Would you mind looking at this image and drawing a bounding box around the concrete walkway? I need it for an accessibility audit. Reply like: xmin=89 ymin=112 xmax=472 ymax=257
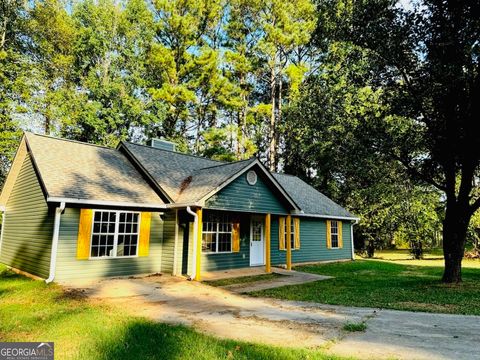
xmin=76 ymin=275 xmax=480 ymax=360
xmin=221 ymin=267 xmax=332 ymax=293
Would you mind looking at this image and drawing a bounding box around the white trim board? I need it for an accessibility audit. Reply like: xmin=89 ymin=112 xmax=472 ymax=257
xmin=47 ymin=197 xmax=166 ymax=209
xmin=297 ymin=214 xmax=360 ymax=221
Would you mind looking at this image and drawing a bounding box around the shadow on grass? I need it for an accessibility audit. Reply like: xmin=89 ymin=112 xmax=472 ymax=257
xmin=372 ymin=257 xmax=444 ymax=261
xmin=91 ymin=320 xmax=324 ymax=360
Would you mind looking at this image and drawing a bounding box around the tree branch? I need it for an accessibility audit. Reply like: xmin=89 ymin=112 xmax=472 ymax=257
xmin=392 ymin=153 xmax=446 ymax=192
xmin=471 ymin=197 xmax=480 ymax=214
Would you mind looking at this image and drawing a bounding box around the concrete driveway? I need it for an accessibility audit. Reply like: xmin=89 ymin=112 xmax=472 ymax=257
xmin=76 ymin=275 xmax=480 ymax=360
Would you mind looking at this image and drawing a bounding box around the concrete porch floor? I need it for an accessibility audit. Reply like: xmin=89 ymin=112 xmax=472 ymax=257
xmin=201 ymin=266 xmax=272 ymax=281
xmin=202 ymin=266 xmax=332 ymax=293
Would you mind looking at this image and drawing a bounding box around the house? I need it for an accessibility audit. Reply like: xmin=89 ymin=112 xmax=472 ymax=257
xmin=0 ymin=132 xmax=358 ymax=283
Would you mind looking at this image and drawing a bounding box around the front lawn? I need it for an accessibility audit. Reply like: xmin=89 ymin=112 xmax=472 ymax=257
xmin=252 ymin=255 xmax=480 ymax=315
xmin=0 ymin=265 xmax=347 ymax=360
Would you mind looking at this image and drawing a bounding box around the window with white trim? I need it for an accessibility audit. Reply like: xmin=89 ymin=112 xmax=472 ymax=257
xmin=202 ymin=213 xmax=233 ymax=253
xmin=91 ymin=210 xmax=140 ymax=258
xmin=330 ymin=220 xmax=339 ymax=248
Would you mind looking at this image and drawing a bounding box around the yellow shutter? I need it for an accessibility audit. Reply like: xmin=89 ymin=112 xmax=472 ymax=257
xmin=232 ymin=222 xmax=240 ymax=252
xmin=77 ymin=209 xmax=93 ymax=259
xmin=338 ymin=221 xmax=343 ymax=248
xmin=138 ymin=212 xmax=152 ymax=256
xmin=279 ymin=217 xmax=285 ymax=250
xmin=326 ymin=220 xmax=332 ymax=249
xmin=294 ymin=218 xmax=300 ymax=249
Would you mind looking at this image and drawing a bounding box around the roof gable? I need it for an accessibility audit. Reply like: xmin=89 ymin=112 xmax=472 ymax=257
xmin=7 ymin=133 xmax=166 ymax=208
xmin=0 ymin=136 xmax=29 ymax=209
xmin=120 ymin=142 xmax=299 ymax=209
xmin=205 ymin=164 xmax=290 ymax=214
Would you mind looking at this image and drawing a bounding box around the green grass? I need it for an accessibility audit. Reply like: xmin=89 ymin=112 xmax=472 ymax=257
xmin=251 ymin=255 xmax=480 ymax=315
xmin=342 ymin=322 xmax=367 ymax=332
xmin=205 ymin=273 xmax=284 ymax=287
xmin=0 ymin=265 xmax=349 ymax=360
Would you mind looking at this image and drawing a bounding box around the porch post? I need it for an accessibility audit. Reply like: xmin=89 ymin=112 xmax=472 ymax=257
xmin=265 ymin=213 xmax=271 ymax=273
xmin=195 ymin=208 xmax=203 ymax=281
xmin=286 ymin=214 xmax=292 ymax=270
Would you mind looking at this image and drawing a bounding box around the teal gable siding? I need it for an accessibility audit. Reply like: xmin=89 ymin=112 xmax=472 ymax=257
xmin=0 ymin=154 xmax=54 ymax=278
xmin=205 ymin=171 xmax=288 ymax=214
xmin=271 ymin=216 xmax=352 ymax=265
xmin=55 ymin=208 xmax=163 ymax=282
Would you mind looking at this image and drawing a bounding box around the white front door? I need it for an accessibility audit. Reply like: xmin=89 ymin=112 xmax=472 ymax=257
xmin=250 ymin=216 xmax=265 ymax=266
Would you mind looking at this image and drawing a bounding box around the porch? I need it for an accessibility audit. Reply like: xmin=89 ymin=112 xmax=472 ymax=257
xmin=202 ymin=266 xmax=272 ymax=281
xmin=173 ymin=208 xmax=295 ymax=281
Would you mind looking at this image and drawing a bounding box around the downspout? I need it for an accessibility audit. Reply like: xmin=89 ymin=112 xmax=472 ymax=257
xmin=186 ymin=206 xmax=198 ymax=280
xmin=351 ymin=219 xmax=359 ymax=260
xmin=172 ymin=209 xmax=179 ymax=276
xmin=45 ymin=202 xmax=65 ymax=284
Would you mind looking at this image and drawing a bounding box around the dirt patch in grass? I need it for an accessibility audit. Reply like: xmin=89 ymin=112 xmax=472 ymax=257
xmin=397 ymin=301 xmax=459 ymax=313
xmin=399 ymin=270 xmax=437 ymax=278
xmin=57 ymin=287 xmax=89 ymax=301
xmin=352 ymin=270 xmax=377 ymax=276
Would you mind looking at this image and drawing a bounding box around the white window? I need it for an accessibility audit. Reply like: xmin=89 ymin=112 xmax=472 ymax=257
xmin=202 ymin=214 xmax=233 ymax=253
xmin=90 ymin=210 xmax=140 ymax=258
xmin=330 ymin=220 xmax=339 ymax=248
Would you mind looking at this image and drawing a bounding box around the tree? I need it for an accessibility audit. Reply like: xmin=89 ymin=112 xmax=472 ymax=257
xmin=254 ymin=0 xmax=316 ymax=171
xmin=283 ymin=42 xmax=442 ymax=258
xmin=313 ymin=0 xmax=480 ymax=282
xmin=0 ymin=0 xmax=27 ymax=186
xmin=147 ymin=0 xmax=225 ymax=142
xmin=58 ymin=0 xmax=156 ymax=146
xmin=29 ymin=0 xmax=76 ymax=134
xmin=224 ymin=0 xmax=262 ymax=159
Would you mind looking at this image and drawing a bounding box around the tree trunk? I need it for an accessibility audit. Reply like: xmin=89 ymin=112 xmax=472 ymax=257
xmin=277 ymin=70 xmax=282 ymax=169
xmin=236 ymin=74 xmax=247 ymax=159
xmin=442 ymin=201 xmax=471 ymax=283
xmin=269 ymin=63 xmax=276 ymax=172
xmin=44 ymin=114 xmax=50 ymax=135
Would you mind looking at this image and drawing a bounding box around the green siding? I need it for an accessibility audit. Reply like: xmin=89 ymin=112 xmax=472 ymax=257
xmin=271 ymin=217 xmax=352 ymax=265
xmin=55 ymin=208 xmax=163 ymax=282
xmin=0 ymin=154 xmax=54 ymax=278
xmin=160 ymin=211 xmax=176 ymax=273
xmin=205 ymin=171 xmax=288 ymax=214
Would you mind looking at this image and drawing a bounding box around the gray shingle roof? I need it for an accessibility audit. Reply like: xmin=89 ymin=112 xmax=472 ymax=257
xmin=175 ymin=158 xmax=257 ymax=203
xmin=15 ymin=134 xmax=353 ymax=216
xmin=121 ymin=141 xmax=353 ymax=218
xmin=25 ymin=133 xmax=164 ymax=207
xmin=273 ymin=173 xmax=354 ymax=218
xmin=121 ymin=142 xmax=221 ymax=201
xmin=121 ymin=142 xmax=259 ymax=203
